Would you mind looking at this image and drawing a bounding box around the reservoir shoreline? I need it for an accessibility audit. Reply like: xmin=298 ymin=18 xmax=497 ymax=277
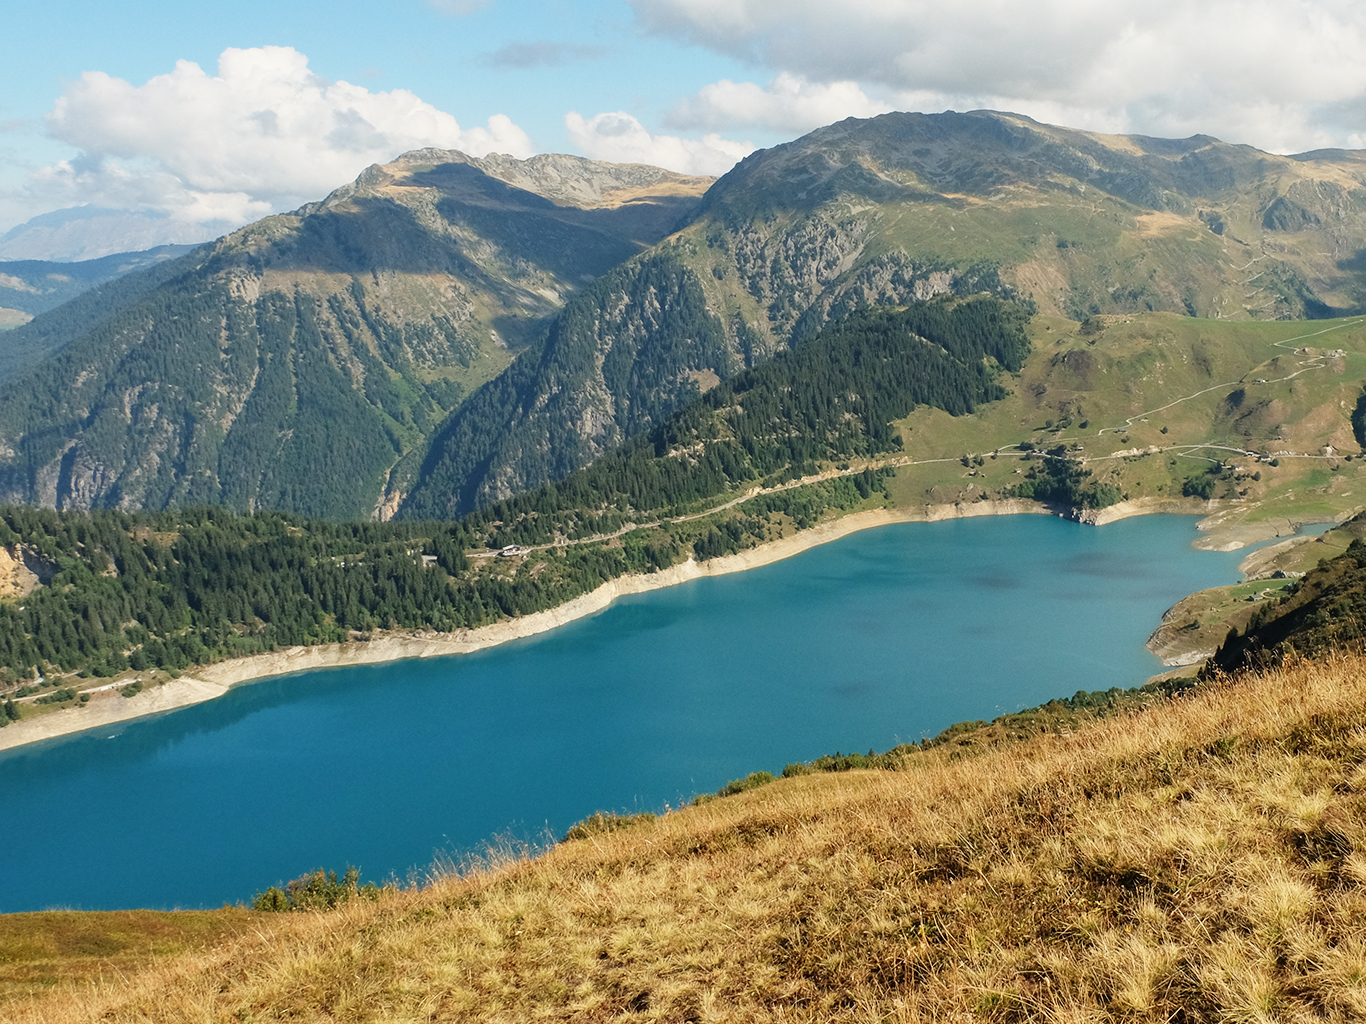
xmin=0 ymin=495 xmax=1335 ymax=753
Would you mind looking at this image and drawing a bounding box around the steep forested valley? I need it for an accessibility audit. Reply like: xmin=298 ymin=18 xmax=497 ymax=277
xmin=0 ymin=298 xmax=1024 ymax=693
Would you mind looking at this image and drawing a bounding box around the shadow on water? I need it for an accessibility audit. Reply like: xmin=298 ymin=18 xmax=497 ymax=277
xmin=1061 ymin=550 xmax=1162 ymax=580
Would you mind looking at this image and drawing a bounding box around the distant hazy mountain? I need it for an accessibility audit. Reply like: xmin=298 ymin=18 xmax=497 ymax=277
xmin=0 ymin=245 xmax=198 ymax=332
xmin=0 ymin=151 xmax=712 ymax=518
xmin=5 ymin=111 xmax=1366 ymax=522
xmin=0 ymin=208 xmax=226 ymax=263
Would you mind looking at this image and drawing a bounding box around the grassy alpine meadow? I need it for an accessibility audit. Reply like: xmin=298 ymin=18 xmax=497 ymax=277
xmin=9 ymin=649 xmax=1366 ymax=1020
xmin=0 ymin=910 xmax=257 ymax=1003
xmin=882 ymin=311 xmax=1366 ymax=527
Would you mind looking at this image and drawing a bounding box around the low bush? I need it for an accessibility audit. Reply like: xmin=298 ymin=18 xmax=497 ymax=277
xmin=1182 ymin=474 xmax=1216 ymax=499
xmin=562 ymin=811 xmax=657 ymax=842
xmin=692 ymin=772 xmax=779 ymax=805
xmin=252 ymin=867 xmax=385 ymax=912
xmin=784 ymin=748 xmax=913 ymax=776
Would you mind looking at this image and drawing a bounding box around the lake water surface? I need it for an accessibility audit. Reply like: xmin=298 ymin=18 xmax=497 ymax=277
xmin=1 ymin=514 xmax=1264 ymax=911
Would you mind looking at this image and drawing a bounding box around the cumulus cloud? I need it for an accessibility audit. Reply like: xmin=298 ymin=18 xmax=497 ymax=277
xmin=666 ymin=73 xmax=891 ymax=133
xmin=565 ymin=111 xmax=754 ymax=175
xmin=628 ymin=0 xmax=1366 ymax=152
xmin=32 ymin=45 xmax=533 ymax=227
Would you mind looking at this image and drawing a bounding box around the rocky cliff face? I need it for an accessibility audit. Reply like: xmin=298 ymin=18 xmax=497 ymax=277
xmin=0 ymin=543 xmax=56 ymax=599
xmin=398 ymin=248 xmax=733 ymax=518
xmin=0 ymin=546 xmax=38 ymax=599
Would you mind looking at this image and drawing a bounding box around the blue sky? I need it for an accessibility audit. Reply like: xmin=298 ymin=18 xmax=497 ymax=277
xmin=0 ymin=0 xmax=773 ymax=238
xmin=1 ymin=0 xmax=764 ymax=161
xmin=4 ymin=0 xmax=1366 ymax=248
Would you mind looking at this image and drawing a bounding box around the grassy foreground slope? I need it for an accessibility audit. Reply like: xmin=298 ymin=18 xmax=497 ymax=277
xmin=8 ymin=652 xmax=1366 ymax=1020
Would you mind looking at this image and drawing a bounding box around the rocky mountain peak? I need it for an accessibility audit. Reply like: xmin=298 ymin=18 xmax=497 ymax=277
xmin=359 ymin=148 xmax=714 ymax=210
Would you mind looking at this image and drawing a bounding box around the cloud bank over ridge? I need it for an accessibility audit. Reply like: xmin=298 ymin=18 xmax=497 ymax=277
xmin=31 ymin=45 xmax=534 ymax=232
xmin=665 ymin=74 xmax=891 ymax=135
xmin=630 ymin=0 xmax=1366 ymax=152
xmin=565 ymin=111 xmax=753 ymax=175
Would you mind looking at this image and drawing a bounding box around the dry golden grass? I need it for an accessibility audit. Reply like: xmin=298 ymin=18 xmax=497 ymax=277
xmin=0 ymin=910 xmax=256 ymax=1002
xmin=14 ymin=650 xmax=1366 ymax=1021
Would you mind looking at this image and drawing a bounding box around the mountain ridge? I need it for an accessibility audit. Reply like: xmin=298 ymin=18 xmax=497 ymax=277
xmin=3 ymin=110 xmax=1366 ymax=519
xmin=0 ymin=150 xmax=713 ymax=518
xmin=389 ymin=110 xmax=1366 ymax=516
xmin=0 ymin=244 xmax=198 ymax=334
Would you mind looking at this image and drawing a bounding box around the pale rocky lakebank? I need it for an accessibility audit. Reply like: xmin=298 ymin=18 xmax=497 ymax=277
xmin=0 ymin=496 xmax=1336 ymax=752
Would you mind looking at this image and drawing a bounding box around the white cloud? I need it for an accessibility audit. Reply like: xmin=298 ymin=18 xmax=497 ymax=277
xmin=31 ymin=45 xmax=533 ymax=228
xmin=565 ymin=111 xmax=754 ymax=175
xmin=667 ymin=74 xmax=891 ymax=133
xmin=628 ymin=0 xmax=1366 ymax=152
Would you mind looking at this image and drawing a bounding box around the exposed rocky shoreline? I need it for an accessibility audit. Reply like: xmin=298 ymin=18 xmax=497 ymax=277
xmin=0 ymin=497 xmax=1326 ymax=753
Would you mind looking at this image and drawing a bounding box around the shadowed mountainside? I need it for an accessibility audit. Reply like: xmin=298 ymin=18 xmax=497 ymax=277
xmin=0 ymin=152 xmax=712 ymax=519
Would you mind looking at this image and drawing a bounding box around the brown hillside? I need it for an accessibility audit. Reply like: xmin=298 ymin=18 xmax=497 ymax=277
xmin=10 ymin=651 xmax=1366 ymax=1021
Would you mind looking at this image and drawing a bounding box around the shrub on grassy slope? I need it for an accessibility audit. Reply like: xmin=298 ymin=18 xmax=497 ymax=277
xmin=252 ymin=868 xmax=386 ymax=913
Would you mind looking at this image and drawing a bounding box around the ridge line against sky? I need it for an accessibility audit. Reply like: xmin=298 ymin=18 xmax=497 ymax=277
xmin=3 ymin=0 xmax=1366 ymax=258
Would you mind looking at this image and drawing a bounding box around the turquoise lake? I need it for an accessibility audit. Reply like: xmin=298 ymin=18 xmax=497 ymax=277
xmin=1 ymin=513 xmax=1267 ymax=911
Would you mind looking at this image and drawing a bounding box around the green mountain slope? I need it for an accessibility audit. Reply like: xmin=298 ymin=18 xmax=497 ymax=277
xmin=395 ymin=112 xmax=1366 ymax=516
xmin=1205 ymin=517 xmax=1366 ymax=673
xmin=0 ymin=152 xmax=711 ymax=519
xmin=680 ymin=110 xmax=1366 ymax=347
xmin=5 ymin=111 xmax=1366 ymax=523
xmin=412 ymin=297 xmax=1029 ymax=533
